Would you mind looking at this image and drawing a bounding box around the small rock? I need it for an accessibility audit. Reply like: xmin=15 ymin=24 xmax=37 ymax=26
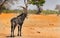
xmin=37 ymin=31 xmax=40 ymax=33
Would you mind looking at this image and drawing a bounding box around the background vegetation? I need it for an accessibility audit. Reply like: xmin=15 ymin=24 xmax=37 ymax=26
xmin=1 ymin=9 xmax=59 ymax=15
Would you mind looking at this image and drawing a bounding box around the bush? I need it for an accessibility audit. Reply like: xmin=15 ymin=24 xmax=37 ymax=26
xmin=28 ymin=10 xmax=37 ymax=14
xmin=1 ymin=10 xmax=22 ymax=13
xmin=42 ymin=10 xmax=58 ymax=15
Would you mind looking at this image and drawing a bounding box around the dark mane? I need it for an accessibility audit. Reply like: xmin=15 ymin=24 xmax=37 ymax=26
xmin=17 ymin=13 xmax=24 ymax=17
xmin=17 ymin=12 xmax=27 ymax=18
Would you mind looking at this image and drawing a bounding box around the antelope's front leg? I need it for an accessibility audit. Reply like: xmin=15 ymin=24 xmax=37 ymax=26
xmin=17 ymin=23 xmax=23 ymax=36
xmin=20 ymin=23 xmax=23 ymax=36
xmin=17 ymin=25 xmax=20 ymax=36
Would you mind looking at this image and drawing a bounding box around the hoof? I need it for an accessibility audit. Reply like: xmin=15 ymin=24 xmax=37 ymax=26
xmin=10 ymin=35 xmax=15 ymax=37
xmin=17 ymin=34 xmax=21 ymax=36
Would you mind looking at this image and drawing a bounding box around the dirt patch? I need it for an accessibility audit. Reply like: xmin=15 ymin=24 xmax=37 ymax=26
xmin=0 ymin=13 xmax=60 ymax=38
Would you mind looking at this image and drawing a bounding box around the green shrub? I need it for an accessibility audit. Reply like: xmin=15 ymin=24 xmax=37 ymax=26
xmin=42 ymin=10 xmax=58 ymax=15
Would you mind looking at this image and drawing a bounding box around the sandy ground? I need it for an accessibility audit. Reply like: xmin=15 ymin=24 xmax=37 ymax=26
xmin=0 ymin=13 xmax=60 ymax=38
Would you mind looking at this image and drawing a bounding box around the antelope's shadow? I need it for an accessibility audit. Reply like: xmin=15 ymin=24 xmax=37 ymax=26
xmin=6 ymin=35 xmax=21 ymax=38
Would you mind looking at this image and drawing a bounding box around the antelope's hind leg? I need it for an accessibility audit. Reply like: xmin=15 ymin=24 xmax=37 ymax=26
xmin=11 ymin=22 xmax=17 ymax=37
